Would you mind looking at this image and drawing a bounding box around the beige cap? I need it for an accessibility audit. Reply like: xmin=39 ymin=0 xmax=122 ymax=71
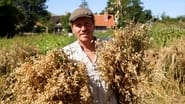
xmin=69 ymin=7 xmax=94 ymax=22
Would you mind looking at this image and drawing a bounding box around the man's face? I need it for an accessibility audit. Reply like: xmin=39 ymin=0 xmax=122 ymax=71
xmin=71 ymin=17 xmax=94 ymax=42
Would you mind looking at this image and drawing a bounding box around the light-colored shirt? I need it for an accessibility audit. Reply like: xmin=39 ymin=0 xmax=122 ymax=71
xmin=62 ymin=39 xmax=117 ymax=104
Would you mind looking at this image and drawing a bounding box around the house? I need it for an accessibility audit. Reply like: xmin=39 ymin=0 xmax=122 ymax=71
xmin=49 ymin=12 xmax=116 ymax=33
xmin=94 ymin=12 xmax=116 ymax=31
xmin=50 ymin=15 xmax=63 ymax=34
xmin=50 ymin=15 xmax=61 ymax=24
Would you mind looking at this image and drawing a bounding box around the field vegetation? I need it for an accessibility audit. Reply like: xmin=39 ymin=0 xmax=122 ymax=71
xmin=0 ymin=21 xmax=185 ymax=104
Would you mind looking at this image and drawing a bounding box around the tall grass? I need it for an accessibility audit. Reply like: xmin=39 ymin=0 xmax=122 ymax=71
xmin=142 ymin=38 xmax=185 ymax=104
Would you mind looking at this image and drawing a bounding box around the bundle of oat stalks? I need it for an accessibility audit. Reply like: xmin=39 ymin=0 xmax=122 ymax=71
xmin=1 ymin=50 xmax=92 ymax=104
xmin=143 ymin=38 xmax=185 ymax=104
xmin=97 ymin=23 xmax=185 ymax=104
xmin=0 ymin=46 xmax=39 ymax=76
xmin=97 ymin=23 xmax=149 ymax=104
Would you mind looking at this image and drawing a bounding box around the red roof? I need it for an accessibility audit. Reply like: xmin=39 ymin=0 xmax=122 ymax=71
xmin=94 ymin=13 xmax=115 ymax=27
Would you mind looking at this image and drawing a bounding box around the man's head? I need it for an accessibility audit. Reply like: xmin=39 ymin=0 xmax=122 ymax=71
xmin=69 ymin=7 xmax=95 ymax=42
xmin=69 ymin=7 xmax=94 ymax=23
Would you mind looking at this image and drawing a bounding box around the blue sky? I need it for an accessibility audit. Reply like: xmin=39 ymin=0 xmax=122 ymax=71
xmin=46 ymin=0 xmax=185 ymax=18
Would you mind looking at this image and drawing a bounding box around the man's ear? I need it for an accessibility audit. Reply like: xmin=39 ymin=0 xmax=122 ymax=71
xmin=69 ymin=22 xmax=72 ymax=27
xmin=70 ymin=23 xmax=75 ymax=34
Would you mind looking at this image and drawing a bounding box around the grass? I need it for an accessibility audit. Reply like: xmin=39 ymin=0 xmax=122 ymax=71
xmin=0 ymin=31 xmax=112 ymax=54
xmin=0 ymin=33 xmax=76 ymax=54
xmin=148 ymin=21 xmax=185 ymax=47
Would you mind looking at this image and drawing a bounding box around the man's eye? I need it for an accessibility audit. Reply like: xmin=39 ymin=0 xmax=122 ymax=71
xmin=75 ymin=24 xmax=82 ymax=27
xmin=85 ymin=22 xmax=91 ymax=26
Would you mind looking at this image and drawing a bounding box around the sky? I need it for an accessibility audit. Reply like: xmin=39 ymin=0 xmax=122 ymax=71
xmin=46 ymin=0 xmax=185 ymax=18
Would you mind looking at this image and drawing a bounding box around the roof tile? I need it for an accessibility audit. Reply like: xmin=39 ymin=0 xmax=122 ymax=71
xmin=94 ymin=14 xmax=115 ymax=27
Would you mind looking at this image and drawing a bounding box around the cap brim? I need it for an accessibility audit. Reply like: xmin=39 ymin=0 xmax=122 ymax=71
xmin=70 ymin=15 xmax=92 ymax=22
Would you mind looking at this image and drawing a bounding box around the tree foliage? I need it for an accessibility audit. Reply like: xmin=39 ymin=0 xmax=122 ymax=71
xmin=60 ymin=13 xmax=71 ymax=33
xmin=79 ymin=0 xmax=89 ymax=8
xmin=0 ymin=0 xmax=22 ymax=38
xmin=105 ymin=0 xmax=152 ymax=28
xmin=0 ymin=0 xmax=50 ymax=38
xmin=14 ymin=0 xmax=50 ymax=32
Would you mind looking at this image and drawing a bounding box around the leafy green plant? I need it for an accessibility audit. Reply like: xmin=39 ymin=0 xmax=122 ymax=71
xmin=148 ymin=22 xmax=185 ymax=47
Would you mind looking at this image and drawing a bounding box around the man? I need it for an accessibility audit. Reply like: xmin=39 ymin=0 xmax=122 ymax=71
xmin=63 ymin=7 xmax=117 ymax=104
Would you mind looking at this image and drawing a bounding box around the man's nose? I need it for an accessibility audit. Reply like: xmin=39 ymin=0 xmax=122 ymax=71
xmin=81 ymin=25 xmax=87 ymax=30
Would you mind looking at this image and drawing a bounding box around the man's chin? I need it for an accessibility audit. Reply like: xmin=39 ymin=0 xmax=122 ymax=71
xmin=79 ymin=37 xmax=90 ymax=42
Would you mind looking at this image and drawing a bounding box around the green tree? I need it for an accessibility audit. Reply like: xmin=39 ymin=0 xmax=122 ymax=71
xmin=14 ymin=0 xmax=50 ymax=32
xmin=79 ymin=0 xmax=89 ymax=8
xmin=177 ymin=15 xmax=185 ymax=22
xmin=60 ymin=13 xmax=71 ymax=33
xmin=105 ymin=0 xmax=152 ymax=28
xmin=0 ymin=0 xmax=22 ymax=38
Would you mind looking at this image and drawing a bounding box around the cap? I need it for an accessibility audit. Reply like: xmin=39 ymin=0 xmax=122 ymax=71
xmin=69 ymin=7 xmax=94 ymax=22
